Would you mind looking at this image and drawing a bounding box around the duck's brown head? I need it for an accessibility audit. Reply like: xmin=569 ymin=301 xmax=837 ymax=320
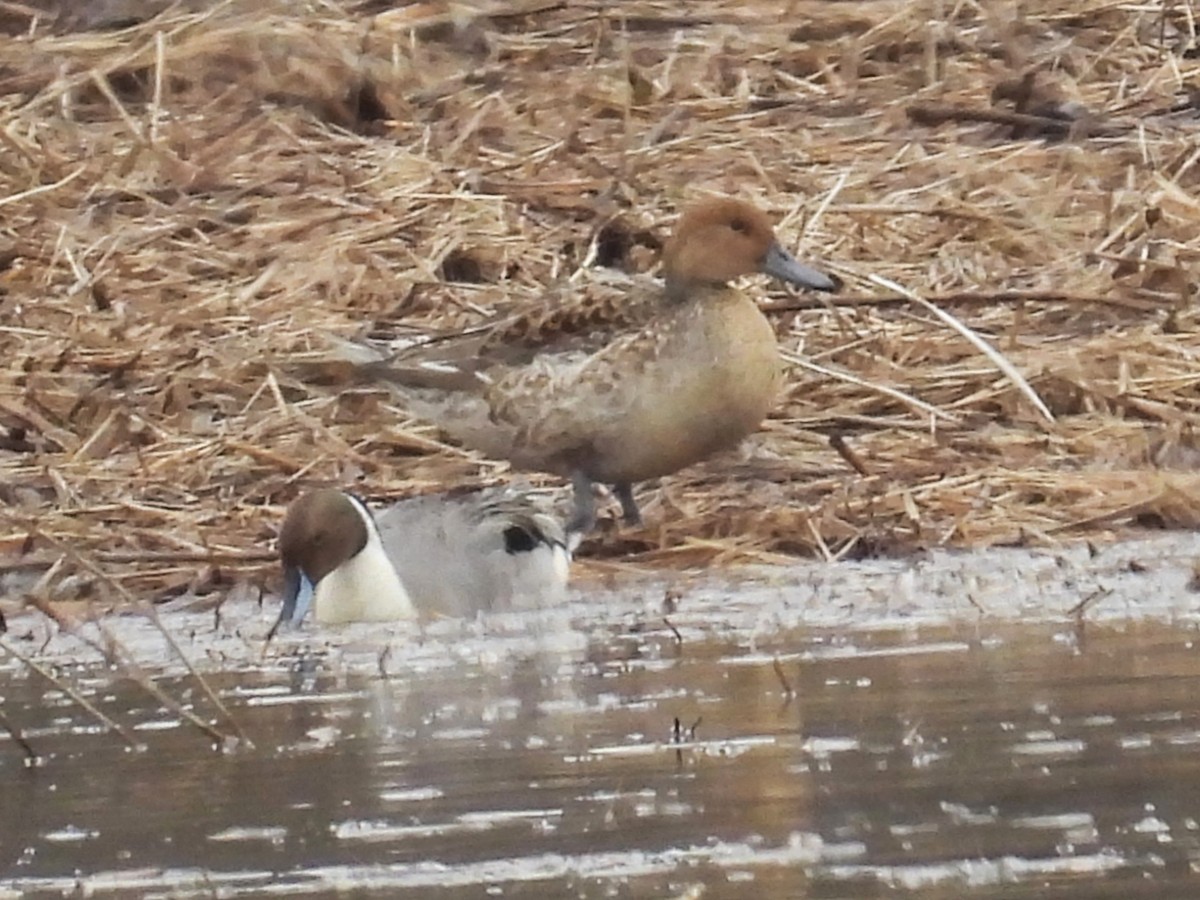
xmin=661 ymin=197 xmax=838 ymax=293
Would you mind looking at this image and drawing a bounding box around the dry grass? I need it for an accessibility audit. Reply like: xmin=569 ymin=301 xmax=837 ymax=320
xmin=3 ymin=0 xmax=1200 ymax=608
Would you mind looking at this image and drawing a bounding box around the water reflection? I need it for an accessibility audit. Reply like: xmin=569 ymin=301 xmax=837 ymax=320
xmin=3 ymin=617 xmax=1200 ymax=897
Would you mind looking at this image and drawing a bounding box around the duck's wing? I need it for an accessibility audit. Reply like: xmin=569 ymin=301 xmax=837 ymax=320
xmin=282 ymin=272 xmax=657 ymax=389
xmin=471 ymin=273 xmax=665 ymax=367
xmin=375 ymin=487 xmax=571 ymax=618
xmin=289 ymin=272 xmax=672 ymax=470
xmin=373 ymin=271 xmax=666 ymax=383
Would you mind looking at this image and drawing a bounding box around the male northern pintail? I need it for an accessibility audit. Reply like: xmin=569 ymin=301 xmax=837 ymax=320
xmin=340 ymin=197 xmax=838 ymax=531
xmin=270 ymin=487 xmax=571 ymax=631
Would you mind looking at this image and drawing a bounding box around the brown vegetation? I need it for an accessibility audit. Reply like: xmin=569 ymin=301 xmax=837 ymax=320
xmin=3 ymin=0 xmax=1200 ymax=607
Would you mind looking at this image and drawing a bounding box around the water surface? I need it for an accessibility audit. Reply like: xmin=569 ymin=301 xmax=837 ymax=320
xmin=4 ymin=536 xmax=1200 ymax=897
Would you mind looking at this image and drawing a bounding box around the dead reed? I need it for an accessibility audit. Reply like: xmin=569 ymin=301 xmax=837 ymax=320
xmin=3 ymin=0 xmax=1200 ymax=609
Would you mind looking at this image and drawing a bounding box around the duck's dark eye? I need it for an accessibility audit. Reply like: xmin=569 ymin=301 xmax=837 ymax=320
xmin=503 ymin=524 xmax=538 ymax=554
xmin=729 ymin=218 xmax=749 ymax=234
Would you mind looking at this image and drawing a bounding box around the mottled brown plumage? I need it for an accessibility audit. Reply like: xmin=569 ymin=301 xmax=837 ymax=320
xmin=360 ymin=198 xmax=839 ymax=530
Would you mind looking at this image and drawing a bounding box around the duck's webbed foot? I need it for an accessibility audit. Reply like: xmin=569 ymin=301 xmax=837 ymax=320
xmin=566 ymin=471 xmax=597 ymax=534
xmin=614 ymin=482 xmax=643 ymax=527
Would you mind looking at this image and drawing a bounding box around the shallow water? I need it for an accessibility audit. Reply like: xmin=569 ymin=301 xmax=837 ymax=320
xmin=5 ymin=535 xmax=1200 ymax=897
xmin=6 ymin=622 xmax=1200 ymax=896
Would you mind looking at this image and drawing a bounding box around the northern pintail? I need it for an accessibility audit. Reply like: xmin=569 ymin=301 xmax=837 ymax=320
xmin=270 ymin=487 xmax=571 ymax=631
xmin=338 ymin=198 xmax=838 ymax=531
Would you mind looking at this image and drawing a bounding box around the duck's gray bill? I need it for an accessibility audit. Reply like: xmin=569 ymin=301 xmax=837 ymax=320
xmin=762 ymin=241 xmax=838 ymax=292
xmin=267 ymin=566 xmax=315 ymax=640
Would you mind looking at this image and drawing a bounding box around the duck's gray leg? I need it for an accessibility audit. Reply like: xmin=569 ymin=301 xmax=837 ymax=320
xmin=566 ymin=471 xmax=597 ymax=534
xmin=614 ymin=482 xmax=642 ymax=527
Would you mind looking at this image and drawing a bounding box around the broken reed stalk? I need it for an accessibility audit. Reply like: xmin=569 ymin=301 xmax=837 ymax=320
xmin=781 ymin=349 xmax=955 ymax=424
xmin=27 ymin=530 xmax=246 ymax=745
xmin=94 ymin=619 xmax=231 ymax=745
xmin=906 ymin=102 xmax=1074 ymax=134
xmin=867 ymin=274 xmax=1056 ymax=425
xmin=0 ymin=706 xmax=39 ymax=765
xmin=0 ymin=549 xmax=276 ymax=573
xmin=24 ymin=588 xmax=116 ymax=662
xmin=145 ymin=604 xmax=252 ymax=746
xmin=1068 ymin=587 xmax=1112 ymax=617
xmin=771 ymin=656 xmax=795 ymax=698
xmin=0 ymin=636 xmax=145 ymax=749
xmin=762 ymin=290 xmax=1163 ymax=315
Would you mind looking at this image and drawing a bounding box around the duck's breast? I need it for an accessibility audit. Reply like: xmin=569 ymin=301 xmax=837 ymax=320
xmin=468 ymin=288 xmax=781 ymax=485
xmin=580 ymin=290 xmax=782 ymax=483
xmin=313 ymin=541 xmax=414 ymax=623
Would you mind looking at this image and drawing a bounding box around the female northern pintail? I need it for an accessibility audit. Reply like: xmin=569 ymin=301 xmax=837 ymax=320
xmin=270 ymin=487 xmax=571 ymax=631
xmin=341 ymin=197 xmax=838 ymax=532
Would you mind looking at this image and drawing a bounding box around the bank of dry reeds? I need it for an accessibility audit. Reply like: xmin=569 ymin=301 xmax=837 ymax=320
xmin=3 ymin=0 xmax=1200 ymax=607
